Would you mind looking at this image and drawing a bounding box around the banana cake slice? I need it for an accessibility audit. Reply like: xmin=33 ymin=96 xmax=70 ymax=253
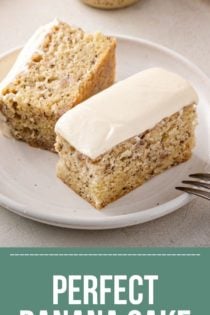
xmin=0 ymin=19 xmax=116 ymax=150
xmin=55 ymin=68 xmax=198 ymax=209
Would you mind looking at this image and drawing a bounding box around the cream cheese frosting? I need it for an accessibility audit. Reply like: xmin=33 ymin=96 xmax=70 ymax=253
xmin=0 ymin=18 xmax=59 ymax=93
xmin=55 ymin=67 xmax=198 ymax=159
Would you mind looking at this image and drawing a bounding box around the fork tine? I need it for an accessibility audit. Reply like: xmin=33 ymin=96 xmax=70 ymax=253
xmin=190 ymin=173 xmax=210 ymax=180
xmin=182 ymin=180 xmax=210 ymax=190
xmin=176 ymin=186 xmax=210 ymax=200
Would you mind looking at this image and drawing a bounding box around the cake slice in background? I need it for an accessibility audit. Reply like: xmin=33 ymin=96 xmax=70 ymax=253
xmin=0 ymin=19 xmax=116 ymax=150
xmin=55 ymin=68 xmax=198 ymax=209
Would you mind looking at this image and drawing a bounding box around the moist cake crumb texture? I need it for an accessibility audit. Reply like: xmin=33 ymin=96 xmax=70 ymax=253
xmin=55 ymin=104 xmax=197 ymax=209
xmin=0 ymin=21 xmax=116 ymax=150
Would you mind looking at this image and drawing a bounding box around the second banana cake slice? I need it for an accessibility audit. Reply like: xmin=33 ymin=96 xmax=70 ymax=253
xmin=0 ymin=19 xmax=116 ymax=150
xmin=55 ymin=68 xmax=198 ymax=209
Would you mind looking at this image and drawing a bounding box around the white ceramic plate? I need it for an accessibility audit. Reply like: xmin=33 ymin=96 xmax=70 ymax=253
xmin=0 ymin=36 xmax=209 ymax=229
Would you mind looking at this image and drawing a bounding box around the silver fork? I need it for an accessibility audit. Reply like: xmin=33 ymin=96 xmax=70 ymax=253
xmin=176 ymin=173 xmax=210 ymax=201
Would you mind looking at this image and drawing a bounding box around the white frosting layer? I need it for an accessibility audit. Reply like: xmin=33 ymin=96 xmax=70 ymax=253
xmin=55 ymin=68 xmax=198 ymax=159
xmin=0 ymin=18 xmax=59 ymax=92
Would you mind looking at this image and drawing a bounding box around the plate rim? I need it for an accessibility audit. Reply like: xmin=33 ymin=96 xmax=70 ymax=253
xmin=0 ymin=34 xmax=209 ymax=230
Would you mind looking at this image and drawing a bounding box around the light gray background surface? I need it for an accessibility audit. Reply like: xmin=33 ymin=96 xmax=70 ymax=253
xmin=0 ymin=0 xmax=209 ymax=246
